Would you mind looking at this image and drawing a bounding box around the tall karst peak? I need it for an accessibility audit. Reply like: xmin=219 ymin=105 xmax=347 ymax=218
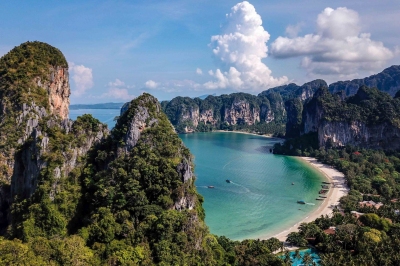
xmin=0 ymin=41 xmax=70 ymax=119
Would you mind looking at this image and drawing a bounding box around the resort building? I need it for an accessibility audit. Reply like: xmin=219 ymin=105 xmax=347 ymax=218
xmin=358 ymin=200 xmax=383 ymax=209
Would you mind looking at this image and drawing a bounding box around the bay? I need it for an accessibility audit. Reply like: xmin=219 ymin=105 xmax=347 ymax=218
xmin=180 ymin=132 xmax=325 ymax=240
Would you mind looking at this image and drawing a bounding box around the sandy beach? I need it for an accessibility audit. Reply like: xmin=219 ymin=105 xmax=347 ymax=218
xmin=271 ymin=157 xmax=349 ymax=242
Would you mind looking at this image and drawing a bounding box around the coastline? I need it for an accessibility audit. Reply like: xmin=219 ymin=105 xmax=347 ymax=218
xmin=269 ymin=157 xmax=349 ymax=242
xmin=213 ymin=129 xmax=275 ymax=138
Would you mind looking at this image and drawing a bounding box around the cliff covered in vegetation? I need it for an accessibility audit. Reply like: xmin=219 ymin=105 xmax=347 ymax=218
xmin=160 ymin=80 xmax=325 ymax=135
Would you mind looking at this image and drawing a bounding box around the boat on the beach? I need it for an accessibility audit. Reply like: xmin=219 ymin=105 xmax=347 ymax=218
xmin=226 ymin=179 xmax=232 ymax=183
xmin=297 ymin=200 xmax=306 ymax=204
xmin=316 ymin=198 xmax=324 ymax=200
xmin=321 ymin=185 xmax=330 ymax=189
xmin=322 ymin=182 xmax=331 ymax=184
xmin=319 ymin=189 xmax=328 ymax=194
xmin=319 ymin=196 xmax=327 ymax=198
xmin=207 ymin=186 xmax=215 ymax=188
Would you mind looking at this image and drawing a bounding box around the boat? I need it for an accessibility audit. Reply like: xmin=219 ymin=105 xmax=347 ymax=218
xmin=207 ymin=186 xmax=215 ymax=189
xmin=226 ymin=179 xmax=232 ymax=183
xmin=322 ymin=182 xmax=331 ymax=184
xmin=297 ymin=200 xmax=306 ymax=204
xmin=319 ymin=196 xmax=327 ymax=198
xmin=321 ymin=185 xmax=330 ymax=189
xmin=316 ymin=198 xmax=324 ymax=200
xmin=292 ymin=182 xmax=295 ymax=185
xmin=319 ymin=189 xmax=328 ymax=194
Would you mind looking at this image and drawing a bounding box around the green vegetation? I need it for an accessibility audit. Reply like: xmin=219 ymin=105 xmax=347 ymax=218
xmin=274 ymin=140 xmax=400 ymax=264
xmin=0 ymin=41 xmax=69 ymax=181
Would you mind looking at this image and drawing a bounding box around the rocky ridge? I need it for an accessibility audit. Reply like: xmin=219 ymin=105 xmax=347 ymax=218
xmin=301 ymin=86 xmax=400 ymax=149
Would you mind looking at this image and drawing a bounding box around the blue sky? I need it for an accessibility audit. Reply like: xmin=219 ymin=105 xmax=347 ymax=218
xmin=0 ymin=1 xmax=399 ymax=103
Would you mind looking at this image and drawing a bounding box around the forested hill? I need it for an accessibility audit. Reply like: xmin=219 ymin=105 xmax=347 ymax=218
xmin=329 ymin=65 xmax=400 ymax=97
xmin=274 ymin=86 xmax=400 ymax=155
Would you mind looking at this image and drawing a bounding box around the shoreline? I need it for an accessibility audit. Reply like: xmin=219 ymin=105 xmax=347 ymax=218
xmin=267 ymin=157 xmax=349 ymax=242
xmin=212 ymin=129 xmax=276 ymax=138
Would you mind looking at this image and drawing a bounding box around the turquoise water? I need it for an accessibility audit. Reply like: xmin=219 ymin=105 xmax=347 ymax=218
xmin=281 ymin=249 xmax=321 ymax=266
xmin=180 ymin=132 xmax=325 ymax=240
xmin=69 ymin=108 xmax=120 ymax=129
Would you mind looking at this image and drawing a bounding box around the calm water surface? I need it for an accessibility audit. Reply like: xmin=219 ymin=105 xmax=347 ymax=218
xmin=180 ymin=132 xmax=325 ymax=240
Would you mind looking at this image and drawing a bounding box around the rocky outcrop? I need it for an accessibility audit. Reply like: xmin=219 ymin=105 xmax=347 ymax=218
xmin=329 ymin=65 xmax=400 ymax=97
xmin=318 ymin=121 xmax=400 ymax=149
xmin=224 ymin=100 xmax=260 ymax=125
xmin=36 ymin=66 xmax=70 ymax=119
xmin=301 ymin=87 xmax=400 ymax=149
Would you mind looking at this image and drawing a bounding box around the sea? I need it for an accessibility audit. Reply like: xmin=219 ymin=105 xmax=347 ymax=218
xmin=69 ymin=109 xmax=326 ymax=240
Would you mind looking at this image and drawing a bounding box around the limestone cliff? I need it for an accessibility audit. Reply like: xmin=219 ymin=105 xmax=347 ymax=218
xmin=0 ymin=42 xmax=108 ymax=233
xmin=301 ymin=86 xmax=400 ymax=149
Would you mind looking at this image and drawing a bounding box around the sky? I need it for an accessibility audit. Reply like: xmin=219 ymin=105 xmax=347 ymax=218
xmin=0 ymin=0 xmax=399 ymax=104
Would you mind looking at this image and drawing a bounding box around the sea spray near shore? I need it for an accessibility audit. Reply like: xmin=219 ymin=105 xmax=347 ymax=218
xmin=180 ymin=132 xmax=326 ymax=240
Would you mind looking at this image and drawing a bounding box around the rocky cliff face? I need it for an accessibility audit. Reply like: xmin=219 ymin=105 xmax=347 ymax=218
xmin=329 ymin=65 xmax=400 ymax=97
xmin=224 ymin=99 xmax=260 ymax=125
xmin=0 ymin=42 xmax=108 ymax=232
xmin=317 ymin=120 xmax=400 ymax=149
xmin=301 ymin=87 xmax=400 ymax=149
xmin=42 ymin=66 xmax=70 ymax=119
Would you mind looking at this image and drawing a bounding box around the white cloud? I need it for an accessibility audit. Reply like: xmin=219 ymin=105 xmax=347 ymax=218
xmin=145 ymin=80 xmax=159 ymax=89
xmin=108 ymin=78 xmax=125 ymax=87
xmin=270 ymin=7 xmax=395 ymax=77
xmin=103 ymin=88 xmax=134 ymax=101
xmin=69 ymin=62 xmax=94 ymax=96
xmin=102 ymin=78 xmax=135 ymax=101
xmin=285 ymin=22 xmax=304 ymax=38
xmin=204 ymin=1 xmax=288 ymax=91
xmin=196 ymin=68 xmax=203 ymax=75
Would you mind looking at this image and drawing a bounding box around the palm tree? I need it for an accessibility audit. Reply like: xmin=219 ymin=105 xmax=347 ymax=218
xmin=302 ymin=253 xmax=313 ymax=266
xmin=283 ymin=250 xmax=292 ymax=266
xmin=293 ymin=249 xmax=301 ymax=261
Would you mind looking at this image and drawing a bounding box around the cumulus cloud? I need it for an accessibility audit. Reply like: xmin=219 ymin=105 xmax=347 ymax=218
xmin=69 ymin=62 xmax=94 ymax=96
xmin=270 ymin=7 xmax=395 ymax=77
xmin=204 ymin=1 xmax=288 ymax=91
xmin=145 ymin=80 xmax=159 ymax=89
xmin=196 ymin=68 xmax=203 ymax=75
xmin=102 ymin=78 xmax=135 ymax=101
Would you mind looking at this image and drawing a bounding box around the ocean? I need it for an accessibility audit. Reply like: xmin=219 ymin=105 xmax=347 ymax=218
xmin=69 ymin=109 xmax=325 ymax=240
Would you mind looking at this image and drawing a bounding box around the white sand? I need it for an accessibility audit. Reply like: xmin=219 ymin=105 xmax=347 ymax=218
xmin=271 ymin=157 xmax=349 ymax=242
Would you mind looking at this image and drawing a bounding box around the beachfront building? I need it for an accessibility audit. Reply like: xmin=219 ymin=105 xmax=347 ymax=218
xmin=358 ymin=200 xmax=384 ymax=209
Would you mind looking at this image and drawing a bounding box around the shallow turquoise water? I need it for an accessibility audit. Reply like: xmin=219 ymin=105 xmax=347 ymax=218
xmin=180 ymin=132 xmax=325 ymax=240
xmin=281 ymin=249 xmax=321 ymax=266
